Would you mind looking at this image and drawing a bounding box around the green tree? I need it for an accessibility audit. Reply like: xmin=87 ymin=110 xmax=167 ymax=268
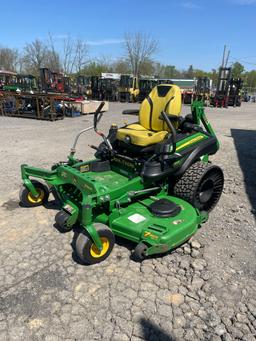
xmin=153 ymin=62 xmax=164 ymax=78
xmin=186 ymin=64 xmax=194 ymax=78
xmin=0 ymin=47 xmax=19 ymax=71
xmin=193 ymin=69 xmax=208 ymax=78
xmin=244 ymin=70 xmax=256 ymax=90
xmin=140 ymin=59 xmax=155 ymax=76
xmin=22 ymin=39 xmax=50 ymax=75
xmin=231 ymin=62 xmax=244 ymax=78
xmin=164 ymin=65 xmax=178 ymax=78
xmin=22 ymin=39 xmax=62 ymax=75
xmin=112 ymin=59 xmax=130 ymax=74
xmin=124 ymin=32 xmax=158 ymax=77
xmin=81 ymin=61 xmax=109 ymax=76
xmin=209 ymin=69 xmax=218 ymax=86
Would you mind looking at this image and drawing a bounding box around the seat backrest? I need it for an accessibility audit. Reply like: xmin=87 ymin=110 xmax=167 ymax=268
xmin=139 ymin=84 xmax=182 ymax=131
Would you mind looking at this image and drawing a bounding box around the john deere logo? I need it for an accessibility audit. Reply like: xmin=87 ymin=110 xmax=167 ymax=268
xmin=80 ymin=165 xmax=89 ymax=172
xmin=61 ymin=172 xmax=67 ymax=178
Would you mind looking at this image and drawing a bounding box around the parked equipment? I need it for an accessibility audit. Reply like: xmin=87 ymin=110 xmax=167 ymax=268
xmin=19 ymin=84 xmax=223 ymax=264
xmin=137 ymin=78 xmax=158 ymax=102
xmin=0 ymin=70 xmax=17 ymax=90
xmin=0 ymin=92 xmax=65 ymax=120
xmin=98 ymin=78 xmax=119 ymax=101
xmin=2 ymin=74 xmax=38 ymax=93
xmin=212 ymin=67 xmax=232 ymax=108
xmin=228 ymin=78 xmax=243 ymax=107
xmin=157 ymin=79 xmax=174 ymax=85
xmin=194 ymin=77 xmax=211 ymax=103
xmin=90 ymin=76 xmax=99 ymax=99
xmin=40 ymin=68 xmax=70 ymax=94
xmin=158 ymin=79 xmax=196 ymax=105
xmin=182 ymin=91 xmax=194 ymax=105
xmin=118 ymin=75 xmax=139 ymax=102
xmin=89 ymin=76 xmax=119 ymax=101
xmin=76 ymin=75 xmax=91 ymax=97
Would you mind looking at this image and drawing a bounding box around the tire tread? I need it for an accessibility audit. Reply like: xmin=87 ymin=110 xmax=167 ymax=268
xmin=173 ymin=161 xmax=223 ymax=212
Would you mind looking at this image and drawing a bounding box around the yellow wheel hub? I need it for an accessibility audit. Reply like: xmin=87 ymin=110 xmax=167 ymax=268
xmin=90 ymin=237 xmax=109 ymax=258
xmin=27 ymin=188 xmax=44 ymax=204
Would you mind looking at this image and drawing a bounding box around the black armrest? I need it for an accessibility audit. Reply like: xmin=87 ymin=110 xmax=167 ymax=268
xmin=166 ymin=113 xmax=182 ymax=121
xmin=122 ymin=109 xmax=139 ymax=115
xmin=159 ymin=113 xmax=182 ymax=122
xmin=182 ymin=122 xmax=204 ymax=133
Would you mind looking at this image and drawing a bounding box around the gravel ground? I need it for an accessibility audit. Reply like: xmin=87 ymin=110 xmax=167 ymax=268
xmin=0 ymin=102 xmax=255 ymax=341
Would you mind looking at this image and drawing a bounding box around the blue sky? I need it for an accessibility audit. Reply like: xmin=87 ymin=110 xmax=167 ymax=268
xmin=1 ymin=0 xmax=256 ymax=71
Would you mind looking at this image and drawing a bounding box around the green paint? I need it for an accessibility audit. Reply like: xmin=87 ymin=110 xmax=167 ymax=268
xmin=20 ymin=100 xmax=217 ymax=258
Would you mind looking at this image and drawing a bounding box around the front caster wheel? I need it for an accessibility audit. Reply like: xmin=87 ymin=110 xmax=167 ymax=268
xmin=133 ymin=243 xmax=148 ymax=262
xmin=75 ymin=223 xmax=115 ymax=265
xmin=19 ymin=180 xmax=49 ymax=207
xmin=55 ymin=210 xmax=73 ymax=232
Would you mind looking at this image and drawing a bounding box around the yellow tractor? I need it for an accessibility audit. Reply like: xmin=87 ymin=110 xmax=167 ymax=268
xmin=118 ymin=75 xmax=139 ymax=102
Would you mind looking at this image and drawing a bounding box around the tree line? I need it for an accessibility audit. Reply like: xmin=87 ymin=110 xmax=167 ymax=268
xmin=0 ymin=32 xmax=256 ymax=89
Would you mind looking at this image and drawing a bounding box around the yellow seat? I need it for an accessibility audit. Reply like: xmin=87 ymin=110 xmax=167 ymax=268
xmin=117 ymin=84 xmax=182 ymax=147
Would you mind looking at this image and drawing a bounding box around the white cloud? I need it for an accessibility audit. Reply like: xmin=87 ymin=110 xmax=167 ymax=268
xmin=181 ymin=2 xmax=202 ymax=9
xmin=235 ymin=0 xmax=256 ymax=4
xmin=47 ymin=35 xmax=124 ymax=46
xmin=87 ymin=39 xmax=124 ymax=46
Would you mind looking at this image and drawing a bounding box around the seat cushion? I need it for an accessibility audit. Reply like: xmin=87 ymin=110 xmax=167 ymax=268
xmin=117 ymin=123 xmax=168 ymax=147
xmin=139 ymin=84 xmax=182 ymax=131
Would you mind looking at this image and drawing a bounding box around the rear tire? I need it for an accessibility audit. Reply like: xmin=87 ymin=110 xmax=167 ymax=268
xmin=173 ymin=161 xmax=224 ymax=212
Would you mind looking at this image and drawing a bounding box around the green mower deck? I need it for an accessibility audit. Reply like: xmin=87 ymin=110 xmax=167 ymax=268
xmin=97 ymin=194 xmax=207 ymax=256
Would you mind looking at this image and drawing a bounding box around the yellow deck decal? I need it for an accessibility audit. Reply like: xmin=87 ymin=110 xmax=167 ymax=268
xmin=176 ymin=135 xmax=205 ymax=151
xmin=144 ymin=231 xmax=158 ymax=240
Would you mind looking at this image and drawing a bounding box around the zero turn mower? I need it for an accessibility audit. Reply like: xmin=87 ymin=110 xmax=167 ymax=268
xmin=19 ymin=84 xmax=224 ymax=264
